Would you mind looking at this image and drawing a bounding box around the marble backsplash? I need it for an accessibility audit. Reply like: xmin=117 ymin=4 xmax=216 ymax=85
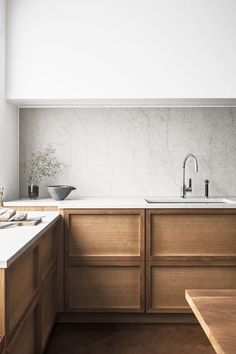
xmin=19 ymin=107 xmax=236 ymax=198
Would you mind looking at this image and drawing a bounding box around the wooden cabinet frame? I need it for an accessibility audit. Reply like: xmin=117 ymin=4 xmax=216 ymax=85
xmin=146 ymin=209 xmax=236 ymax=313
xmin=2 ymin=206 xmax=236 ymax=329
xmin=64 ymin=210 xmax=145 ymax=313
xmin=0 ymin=221 xmax=60 ymax=354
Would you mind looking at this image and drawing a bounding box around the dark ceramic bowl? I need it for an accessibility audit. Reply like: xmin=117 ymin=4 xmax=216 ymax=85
xmin=46 ymin=185 xmax=76 ymax=200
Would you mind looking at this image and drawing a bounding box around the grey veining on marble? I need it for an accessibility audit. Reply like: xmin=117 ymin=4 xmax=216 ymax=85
xmin=19 ymin=107 xmax=236 ymax=198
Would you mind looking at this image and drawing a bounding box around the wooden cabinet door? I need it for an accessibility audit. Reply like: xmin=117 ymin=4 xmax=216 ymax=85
xmin=66 ymin=262 xmax=144 ymax=312
xmin=65 ymin=210 xmax=145 ymax=261
xmin=146 ymin=210 xmax=236 ymax=260
xmin=6 ymin=246 xmax=39 ymax=337
xmin=6 ymin=302 xmax=39 ymax=354
xmin=146 ymin=262 xmax=236 ymax=313
xmin=40 ymin=266 xmax=57 ymax=352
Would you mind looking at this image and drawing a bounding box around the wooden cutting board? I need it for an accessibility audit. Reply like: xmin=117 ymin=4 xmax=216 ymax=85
xmin=0 ymin=217 xmax=42 ymax=229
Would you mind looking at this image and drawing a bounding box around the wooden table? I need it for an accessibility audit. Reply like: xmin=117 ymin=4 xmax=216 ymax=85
xmin=186 ymin=289 xmax=236 ymax=354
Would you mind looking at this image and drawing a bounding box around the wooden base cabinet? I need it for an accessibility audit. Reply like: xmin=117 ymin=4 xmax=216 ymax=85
xmin=0 ymin=222 xmax=59 ymax=354
xmin=64 ymin=210 xmax=145 ymax=313
xmin=146 ymin=209 xmax=236 ymax=314
xmin=64 ymin=208 xmax=236 ymax=316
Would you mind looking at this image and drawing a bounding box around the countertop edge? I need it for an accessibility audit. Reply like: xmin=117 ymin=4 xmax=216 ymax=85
xmin=4 ymin=197 xmax=236 ymax=209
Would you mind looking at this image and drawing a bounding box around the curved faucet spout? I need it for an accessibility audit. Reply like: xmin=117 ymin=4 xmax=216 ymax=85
xmin=182 ymin=153 xmax=199 ymax=198
xmin=183 ymin=153 xmax=199 ymax=172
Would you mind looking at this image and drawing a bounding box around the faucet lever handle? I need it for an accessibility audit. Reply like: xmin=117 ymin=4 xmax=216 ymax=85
xmin=188 ymin=178 xmax=192 ymax=189
xmin=204 ymin=179 xmax=210 ymax=198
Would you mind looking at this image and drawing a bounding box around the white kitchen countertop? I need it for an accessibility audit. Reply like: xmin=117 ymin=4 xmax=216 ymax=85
xmin=4 ymin=196 xmax=236 ymax=209
xmin=0 ymin=212 xmax=60 ymax=268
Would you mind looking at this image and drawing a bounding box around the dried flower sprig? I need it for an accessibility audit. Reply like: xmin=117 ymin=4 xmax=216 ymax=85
xmin=26 ymin=144 xmax=66 ymax=184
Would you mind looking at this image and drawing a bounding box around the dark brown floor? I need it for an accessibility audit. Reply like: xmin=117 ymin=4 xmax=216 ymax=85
xmin=45 ymin=323 xmax=215 ymax=354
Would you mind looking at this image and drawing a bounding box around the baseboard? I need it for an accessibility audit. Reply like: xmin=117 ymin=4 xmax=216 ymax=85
xmin=56 ymin=312 xmax=197 ymax=324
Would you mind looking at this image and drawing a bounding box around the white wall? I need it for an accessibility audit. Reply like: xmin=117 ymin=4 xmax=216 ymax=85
xmin=0 ymin=0 xmax=19 ymax=200
xmin=19 ymin=107 xmax=236 ymax=198
xmin=6 ymin=0 xmax=236 ymax=100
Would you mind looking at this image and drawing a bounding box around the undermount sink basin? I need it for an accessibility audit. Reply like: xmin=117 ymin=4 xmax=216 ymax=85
xmin=145 ymin=197 xmax=235 ymax=204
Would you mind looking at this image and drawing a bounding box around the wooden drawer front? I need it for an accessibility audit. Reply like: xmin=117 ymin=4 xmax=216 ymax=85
xmin=66 ymin=263 xmax=144 ymax=312
xmin=67 ymin=210 xmax=144 ymax=260
xmin=41 ymin=267 xmax=57 ymax=351
xmin=147 ymin=212 xmax=236 ymax=258
xmin=7 ymin=247 xmax=38 ymax=336
xmin=6 ymin=303 xmax=38 ymax=354
xmin=147 ymin=264 xmax=236 ymax=313
xmin=40 ymin=227 xmax=57 ymax=282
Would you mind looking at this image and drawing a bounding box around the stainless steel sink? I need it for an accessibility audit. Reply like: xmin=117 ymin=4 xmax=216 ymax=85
xmin=145 ymin=197 xmax=235 ymax=204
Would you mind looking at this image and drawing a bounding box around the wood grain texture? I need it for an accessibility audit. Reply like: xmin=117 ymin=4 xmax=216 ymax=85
xmin=186 ymin=289 xmax=236 ymax=354
xmin=6 ymin=246 xmax=39 ymax=336
xmin=66 ymin=262 xmax=144 ymax=312
xmin=0 ymin=221 xmax=59 ymax=354
xmin=147 ymin=211 xmax=236 ymax=259
xmin=6 ymin=301 xmax=39 ymax=354
xmin=64 ymin=210 xmax=145 ymax=313
xmin=40 ymin=266 xmax=57 ymax=352
xmin=40 ymin=227 xmax=57 ymax=282
xmin=147 ymin=263 xmax=236 ymax=313
xmin=65 ymin=209 xmax=144 ymax=261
